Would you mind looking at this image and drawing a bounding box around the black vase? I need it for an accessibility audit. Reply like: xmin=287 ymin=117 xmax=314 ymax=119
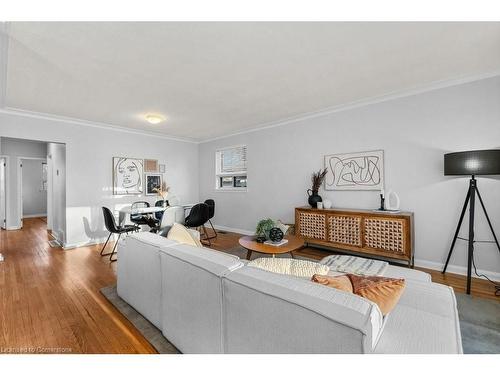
xmin=307 ymin=189 xmax=322 ymax=208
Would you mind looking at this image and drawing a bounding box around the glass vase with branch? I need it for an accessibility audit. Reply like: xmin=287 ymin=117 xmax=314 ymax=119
xmin=153 ymin=181 xmax=171 ymax=207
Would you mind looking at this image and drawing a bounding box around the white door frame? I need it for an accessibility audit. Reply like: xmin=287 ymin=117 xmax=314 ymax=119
xmin=0 ymin=155 xmax=9 ymax=230
xmin=17 ymin=156 xmax=47 ymax=228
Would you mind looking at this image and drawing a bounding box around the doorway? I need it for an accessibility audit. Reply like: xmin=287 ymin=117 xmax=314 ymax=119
xmin=0 ymin=156 xmax=7 ymax=229
xmin=0 ymin=137 xmax=66 ymax=245
xmin=18 ymin=157 xmax=48 ymax=228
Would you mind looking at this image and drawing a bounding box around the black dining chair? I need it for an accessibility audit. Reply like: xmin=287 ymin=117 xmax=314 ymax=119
xmin=204 ymin=199 xmax=217 ymax=239
xmin=101 ymin=207 xmax=138 ymax=262
xmin=130 ymin=201 xmax=160 ymax=229
xmin=130 ymin=201 xmax=151 ymax=225
xmin=154 ymin=200 xmax=168 ymax=221
xmin=184 ymin=203 xmax=211 ymax=246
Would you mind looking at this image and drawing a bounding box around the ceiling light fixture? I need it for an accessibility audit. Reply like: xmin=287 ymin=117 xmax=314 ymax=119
xmin=145 ymin=114 xmax=165 ymax=125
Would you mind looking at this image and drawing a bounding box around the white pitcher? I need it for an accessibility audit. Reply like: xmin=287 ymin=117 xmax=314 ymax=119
xmin=385 ymin=190 xmax=400 ymax=211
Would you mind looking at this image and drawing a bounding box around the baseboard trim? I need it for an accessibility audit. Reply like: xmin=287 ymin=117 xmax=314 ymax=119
xmin=6 ymin=226 xmax=21 ymax=230
xmin=414 ymin=259 xmax=500 ymax=282
xmin=63 ymin=237 xmax=111 ymax=250
xmin=22 ymin=214 xmax=47 ymax=218
xmin=213 ymin=224 xmax=254 ymax=236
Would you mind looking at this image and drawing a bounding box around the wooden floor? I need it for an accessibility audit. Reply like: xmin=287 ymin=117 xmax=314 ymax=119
xmin=0 ymin=218 xmax=497 ymax=354
xmin=0 ymin=218 xmax=156 ymax=354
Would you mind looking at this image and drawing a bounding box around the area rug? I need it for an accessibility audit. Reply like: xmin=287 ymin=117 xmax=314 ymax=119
xmin=100 ymin=286 xmax=180 ymax=354
xmin=455 ymin=293 xmax=500 ymax=354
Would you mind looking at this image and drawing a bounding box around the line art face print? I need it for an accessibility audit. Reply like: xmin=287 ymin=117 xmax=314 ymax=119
xmin=113 ymin=157 xmax=144 ymax=194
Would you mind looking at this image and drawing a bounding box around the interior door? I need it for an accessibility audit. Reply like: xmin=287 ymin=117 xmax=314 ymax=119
xmin=0 ymin=158 xmax=6 ymax=229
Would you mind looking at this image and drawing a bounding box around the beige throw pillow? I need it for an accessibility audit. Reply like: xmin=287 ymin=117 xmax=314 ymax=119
xmin=248 ymin=258 xmax=330 ymax=278
xmin=166 ymin=223 xmax=203 ymax=248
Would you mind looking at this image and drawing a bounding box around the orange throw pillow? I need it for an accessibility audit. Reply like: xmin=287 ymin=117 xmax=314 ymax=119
xmin=311 ymin=273 xmax=406 ymax=315
xmin=311 ymin=274 xmax=353 ymax=293
xmin=347 ymin=274 xmax=406 ymax=315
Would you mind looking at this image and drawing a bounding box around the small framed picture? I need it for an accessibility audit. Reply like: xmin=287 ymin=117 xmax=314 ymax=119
xmin=145 ymin=173 xmax=162 ymax=195
xmin=144 ymin=159 xmax=159 ymax=173
xmin=159 ymin=164 xmax=166 ymax=173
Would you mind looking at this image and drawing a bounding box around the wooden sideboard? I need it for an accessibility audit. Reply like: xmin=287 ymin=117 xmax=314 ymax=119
xmin=295 ymin=207 xmax=414 ymax=266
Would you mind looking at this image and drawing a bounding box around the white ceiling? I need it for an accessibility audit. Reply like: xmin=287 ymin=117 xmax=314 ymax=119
xmin=4 ymin=22 xmax=500 ymax=142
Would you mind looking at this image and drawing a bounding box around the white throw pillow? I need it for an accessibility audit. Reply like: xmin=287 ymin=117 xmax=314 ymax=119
xmin=248 ymin=258 xmax=330 ymax=278
xmin=167 ymin=223 xmax=203 ymax=248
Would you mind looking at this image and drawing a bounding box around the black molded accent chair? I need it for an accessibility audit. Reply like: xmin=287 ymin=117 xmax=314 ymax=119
xmin=184 ymin=203 xmax=211 ymax=246
xmin=101 ymin=207 xmax=138 ymax=262
xmin=204 ymin=199 xmax=217 ymax=239
xmin=154 ymin=200 xmax=168 ymax=221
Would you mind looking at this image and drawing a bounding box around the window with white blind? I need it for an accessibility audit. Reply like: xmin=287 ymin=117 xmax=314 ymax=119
xmin=215 ymin=145 xmax=247 ymax=191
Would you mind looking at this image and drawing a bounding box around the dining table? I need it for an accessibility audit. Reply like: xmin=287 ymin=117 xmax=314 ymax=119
xmin=118 ymin=204 xmax=195 ymax=226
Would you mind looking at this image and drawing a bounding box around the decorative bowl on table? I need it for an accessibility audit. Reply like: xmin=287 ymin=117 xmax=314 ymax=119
xmin=269 ymin=227 xmax=284 ymax=243
xmin=256 ymin=236 xmax=267 ymax=243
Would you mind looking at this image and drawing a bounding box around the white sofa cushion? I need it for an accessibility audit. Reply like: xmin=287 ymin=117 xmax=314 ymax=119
xmin=383 ymin=266 xmax=432 ymax=283
xmin=223 ymin=266 xmax=384 ymax=353
xmin=374 ymin=280 xmax=462 ymax=353
xmin=160 ymin=244 xmax=244 ymax=353
xmin=326 ymin=265 xmax=432 ymax=283
xmin=116 ymin=232 xmax=178 ymax=329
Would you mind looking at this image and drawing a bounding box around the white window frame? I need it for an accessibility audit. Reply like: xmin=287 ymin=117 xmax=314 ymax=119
xmin=215 ymin=145 xmax=247 ymax=192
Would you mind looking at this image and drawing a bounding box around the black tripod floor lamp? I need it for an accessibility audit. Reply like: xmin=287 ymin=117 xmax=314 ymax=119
xmin=443 ymin=149 xmax=500 ymax=294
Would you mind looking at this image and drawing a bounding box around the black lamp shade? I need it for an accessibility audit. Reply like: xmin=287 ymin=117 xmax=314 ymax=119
xmin=444 ymin=149 xmax=500 ymax=176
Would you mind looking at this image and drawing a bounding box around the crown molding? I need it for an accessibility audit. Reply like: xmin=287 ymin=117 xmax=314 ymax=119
xmin=200 ymin=70 xmax=500 ymax=143
xmin=0 ymin=107 xmax=198 ymax=144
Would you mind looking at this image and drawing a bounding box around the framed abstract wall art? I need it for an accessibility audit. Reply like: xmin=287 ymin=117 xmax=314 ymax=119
xmin=324 ymin=150 xmax=384 ymax=191
xmin=144 ymin=159 xmax=159 ymax=173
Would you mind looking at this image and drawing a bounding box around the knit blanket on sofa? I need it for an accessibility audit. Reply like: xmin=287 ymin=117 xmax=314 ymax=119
xmin=320 ymin=255 xmax=388 ymax=276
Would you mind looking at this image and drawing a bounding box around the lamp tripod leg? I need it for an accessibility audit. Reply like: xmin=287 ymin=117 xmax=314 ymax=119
xmin=466 ymin=181 xmax=476 ymax=294
xmin=476 ymin=187 xmax=500 ymax=254
xmin=443 ymin=185 xmax=471 ymax=274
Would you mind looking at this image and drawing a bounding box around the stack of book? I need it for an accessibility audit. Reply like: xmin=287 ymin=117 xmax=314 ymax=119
xmin=263 ymin=239 xmax=289 ymax=247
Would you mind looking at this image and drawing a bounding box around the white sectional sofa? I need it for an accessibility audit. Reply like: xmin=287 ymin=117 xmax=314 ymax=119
xmin=116 ymin=232 xmax=463 ymax=354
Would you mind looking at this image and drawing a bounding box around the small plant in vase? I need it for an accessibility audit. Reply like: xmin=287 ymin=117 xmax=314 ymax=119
xmin=153 ymin=181 xmax=170 ymax=207
xmin=255 ymin=218 xmax=275 ymax=243
xmin=307 ymin=168 xmax=327 ymax=208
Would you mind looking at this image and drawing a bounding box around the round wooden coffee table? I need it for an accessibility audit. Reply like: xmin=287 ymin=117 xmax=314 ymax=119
xmin=238 ymin=235 xmax=305 ymax=260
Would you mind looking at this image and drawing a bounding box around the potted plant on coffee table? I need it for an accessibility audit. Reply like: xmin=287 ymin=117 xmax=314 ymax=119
xmin=255 ymin=218 xmax=275 ymax=243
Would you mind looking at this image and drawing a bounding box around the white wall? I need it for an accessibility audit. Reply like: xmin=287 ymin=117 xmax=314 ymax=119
xmin=199 ymin=76 xmax=500 ymax=278
xmin=47 ymin=142 xmax=66 ymax=244
xmin=0 ymin=137 xmax=47 ymax=227
xmin=0 ymin=112 xmax=199 ymax=247
xmin=22 ymin=158 xmax=47 ymax=217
